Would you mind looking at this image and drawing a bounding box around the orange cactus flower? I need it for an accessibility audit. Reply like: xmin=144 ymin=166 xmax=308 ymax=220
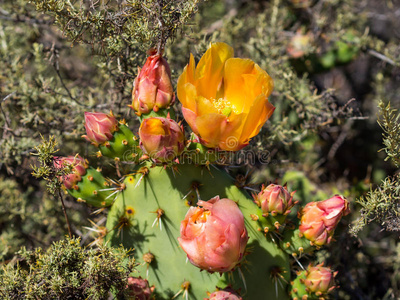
xmin=177 ymin=42 xmax=274 ymax=151
xmin=139 ymin=117 xmax=185 ymax=162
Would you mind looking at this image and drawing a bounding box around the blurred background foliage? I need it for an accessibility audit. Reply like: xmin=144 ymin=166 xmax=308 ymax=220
xmin=0 ymin=0 xmax=399 ymax=299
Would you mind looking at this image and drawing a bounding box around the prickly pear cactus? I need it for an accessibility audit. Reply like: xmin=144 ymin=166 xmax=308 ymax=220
xmin=105 ymin=164 xmax=290 ymax=299
xmin=55 ymin=42 xmax=349 ymax=299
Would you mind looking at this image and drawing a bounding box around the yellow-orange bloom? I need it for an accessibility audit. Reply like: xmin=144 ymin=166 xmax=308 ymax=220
xmin=177 ymin=43 xmax=274 ymax=151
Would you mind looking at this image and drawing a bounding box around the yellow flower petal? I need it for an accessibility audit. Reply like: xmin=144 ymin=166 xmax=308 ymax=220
xmin=195 ymin=43 xmax=234 ymax=100
xmin=223 ymin=58 xmax=256 ymax=113
xmin=181 ymin=83 xmax=198 ymax=112
xmin=195 ymin=113 xmax=227 ymax=148
xmin=254 ymin=64 xmax=274 ymax=98
xmin=177 ymin=54 xmax=196 ymax=108
xmin=240 ymin=95 xmax=275 ymax=143
xmin=195 ymin=96 xmax=218 ymax=116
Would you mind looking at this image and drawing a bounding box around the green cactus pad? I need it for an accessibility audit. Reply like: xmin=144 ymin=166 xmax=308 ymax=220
xmin=99 ymin=123 xmax=141 ymax=161
xmin=105 ymin=164 xmax=290 ymax=299
xmin=281 ymin=227 xmax=315 ymax=257
xmin=67 ymin=167 xmax=113 ymax=207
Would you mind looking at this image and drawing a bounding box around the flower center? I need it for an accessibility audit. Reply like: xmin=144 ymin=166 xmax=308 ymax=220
xmin=212 ymin=98 xmax=235 ymax=117
xmin=191 ymin=209 xmax=211 ymax=224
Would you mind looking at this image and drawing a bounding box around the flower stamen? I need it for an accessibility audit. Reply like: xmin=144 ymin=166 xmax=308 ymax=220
xmin=212 ymin=98 xmax=234 ymax=117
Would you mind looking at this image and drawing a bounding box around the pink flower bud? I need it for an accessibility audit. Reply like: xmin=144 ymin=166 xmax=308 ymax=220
xmin=126 ymin=277 xmax=152 ymax=300
xmin=299 ymin=195 xmax=350 ymax=246
xmin=303 ymin=264 xmax=337 ymax=295
xmin=178 ymin=196 xmax=248 ymax=273
xmin=82 ymin=112 xmax=119 ymax=146
xmin=53 ymin=155 xmax=88 ymax=189
xmin=206 ymin=287 xmax=243 ymax=300
xmin=254 ymin=184 xmax=295 ymax=216
xmin=139 ymin=117 xmax=184 ymax=162
xmin=131 ymin=51 xmax=175 ymax=116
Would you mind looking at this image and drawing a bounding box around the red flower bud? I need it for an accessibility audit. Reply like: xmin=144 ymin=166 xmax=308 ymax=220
xmin=54 ymin=155 xmax=88 ymax=189
xmin=299 ymin=195 xmax=350 ymax=246
xmin=178 ymin=196 xmax=248 ymax=273
xmin=139 ymin=117 xmax=184 ymax=162
xmin=126 ymin=277 xmax=152 ymax=300
xmin=131 ymin=51 xmax=175 ymax=116
xmin=82 ymin=112 xmax=119 ymax=146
